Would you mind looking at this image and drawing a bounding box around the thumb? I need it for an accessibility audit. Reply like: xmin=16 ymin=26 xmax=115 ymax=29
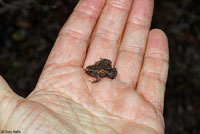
xmin=0 ymin=76 xmax=24 ymax=128
xmin=0 ymin=75 xmax=16 ymax=97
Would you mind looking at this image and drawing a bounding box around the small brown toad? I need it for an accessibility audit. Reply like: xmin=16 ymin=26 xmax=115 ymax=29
xmin=84 ymin=58 xmax=117 ymax=83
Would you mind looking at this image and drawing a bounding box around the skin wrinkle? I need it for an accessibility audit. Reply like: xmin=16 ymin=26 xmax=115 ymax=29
xmin=71 ymin=85 xmax=122 ymax=134
xmin=59 ymin=21 xmax=90 ymax=42
xmin=138 ymin=88 xmax=164 ymax=113
xmin=92 ymin=33 xmax=120 ymax=44
xmin=107 ymin=0 xmax=131 ymax=11
xmin=64 ymin=49 xmax=74 ymax=68
xmin=74 ymin=3 xmax=100 ymax=19
xmin=137 ymin=80 xmax=165 ymax=112
xmin=30 ymin=91 xmax=121 ymax=133
xmin=131 ymin=100 xmax=161 ymax=133
xmin=41 ymin=64 xmax=82 ymax=80
xmin=4 ymin=99 xmax=25 ymax=129
xmin=0 ymin=96 xmax=12 ymax=128
xmin=121 ymin=124 xmax=159 ymax=134
xmin=0 ymin=90 xmax=14 ymax=101
xmin=137 ymin=81 xmax=166 ymax=112
xmin=94 ymin=26 xmax=121 ymax=41
xmin=33 ymin=100 xmax=67 ymax=114
xmin=0 ymin=95 xmax=8 ymax=111
xmin=135 ymin=104 xmax=162 ymax=134
xmin=92 ymin=81 xmax=119 ymax=110
xmin=32 ymin=60 xmax=165 ymax=133
xmin=31 ymin=89 xmax=162 ymax=134
xmin=84 ymin=0 xmax=133 ymax=67
xmin=77 ymin=0 xmax=106 ymax=13
xmin=111 ymin=92 xmax=137 ymax=119
xmin=30 ymin=109 xmax=56 ymax=134
xmin=145 ymin=54 xmax=169 ymax=64
xmin=130 ymin=0 xmax=154 ymax=27
xmin=116 ymin=58 xmax=140 ymax=86
xmin=71 ymin=106 xmax=99 ymax=133
xmin=118 ymin=50 xmax=144 ymax=70
xmin=32 ymin=101 xmax=74 ymax=134
xmin=61 ymin=15 xmax=94 ymax=38
xmin=37 ymin=72 xmax=82 ymax=90
xmin=17 ymin=106 xmax=37 ymax=130
xmin=136 ymin=30 xmax=169 ymax=110
xmin=82 ymin=79 xmax=118 ymax=117
xmin=116 ymin=93 xmax=163 ymax=134
xmin=84 ymin=81 xmax=126 ymax=124
xmin=115 ymin=11 xmax=151 ymax=86
xmin=20 ymin=102 xmax=58 ymax=133
xmin=24 ymin=111 xmax=41 ymax=134
xmin=91 ymin=114 xmax=98 ymax=134
xmin=0 ymin=0 xmax=168 ymax=133
xmin=105 ymin=3 xmax=130 ymax=12
xmin=120 ymin=44 xmax=146 ymax=57
xmin=100 ymin=85 xmax=132 ymax=113
xmin=127 ymin=20 xmax=150 ymax=30
xmin=58 ymin=31 xmax=87 ymax=46
xmin=120 ymin=25 xmax=148 ymax=50
xmin=128 ymin=17 xmax=151 ymax=29
xmin=94 ymin=7 xmax=127 ymax=39
xmin=46 ymin=0 xmax=106 ymax=67
xmin=86 ymin=77 xmax=162 ymax=133
xmin=28 ymin=89 xmax=74 ymax=102
xmin=140 ymin=71 xmax=167 ymax=85
xmin=35 ymin=121 xmax=43 ymax=134
xmin=111 ymin=96 xmax=123 ymax=117
xmin=68 ymin=102 xmax=87 ymax=134
xmin=58 ymin=29 xmax=89 ymax=42
xmin=36 ymin=95 xmax=77 ymax=119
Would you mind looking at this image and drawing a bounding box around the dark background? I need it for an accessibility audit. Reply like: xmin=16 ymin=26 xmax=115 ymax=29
xmin=0 ymin=0 xmax=200 ymax=133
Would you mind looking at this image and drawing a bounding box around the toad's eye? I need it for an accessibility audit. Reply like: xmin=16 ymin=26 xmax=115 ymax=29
xmin=89 ymin=70 xmax=94 ymax=73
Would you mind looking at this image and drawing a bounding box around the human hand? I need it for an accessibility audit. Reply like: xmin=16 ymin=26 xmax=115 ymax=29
xmin=0 ymin=0 xmax=169 ymax=134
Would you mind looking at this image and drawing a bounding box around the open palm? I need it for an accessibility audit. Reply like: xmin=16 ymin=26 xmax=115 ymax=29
xmin=0 ymin=0 xmax=169 ymax=134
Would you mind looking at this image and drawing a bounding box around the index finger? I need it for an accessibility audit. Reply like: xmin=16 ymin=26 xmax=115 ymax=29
xmin=45 ymin=0 xmax=106 ymax=67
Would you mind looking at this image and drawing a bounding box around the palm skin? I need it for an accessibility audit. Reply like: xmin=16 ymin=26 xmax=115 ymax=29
xmin=1 ymin=66 xmax=164 ymax=134
xmin=0 ymin=0 xmax=169 ymax=134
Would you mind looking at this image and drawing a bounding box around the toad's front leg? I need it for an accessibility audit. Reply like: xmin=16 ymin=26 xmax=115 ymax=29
xmin=92 ymin=76 xmax=101 ymax=83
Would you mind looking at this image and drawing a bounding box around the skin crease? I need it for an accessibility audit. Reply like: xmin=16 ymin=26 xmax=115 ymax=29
xmin=0 ymin=0 xmax=169 ymax=134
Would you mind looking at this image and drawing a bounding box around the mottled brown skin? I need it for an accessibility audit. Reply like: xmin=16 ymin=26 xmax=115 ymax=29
xmin=84 ymin=59 xmax=117 ymax=83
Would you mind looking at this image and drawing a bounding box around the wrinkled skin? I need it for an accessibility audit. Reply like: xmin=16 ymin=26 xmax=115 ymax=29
xmin=0 ymin=0 xmax=169 ymax=134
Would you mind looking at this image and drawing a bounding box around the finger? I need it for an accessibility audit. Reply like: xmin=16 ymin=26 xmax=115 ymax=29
xmin=115 ymin=0 xmax=154 ymax=86
xmin=45 ymin=0 xmax=106 ymax=67
xmin=136 ymin=29 xmax=169 ymax=113
xmin=84 ymin=0 xmax=134 ymax=67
